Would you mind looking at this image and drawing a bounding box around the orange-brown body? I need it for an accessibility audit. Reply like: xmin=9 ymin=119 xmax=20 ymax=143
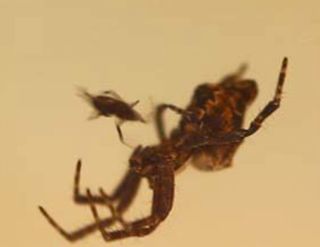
xmin=176 ymin=76 xmax=258 ymax=170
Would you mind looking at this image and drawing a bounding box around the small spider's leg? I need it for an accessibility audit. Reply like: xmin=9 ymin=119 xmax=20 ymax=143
xmin=38 ymin=206 xmax=116 ymax=241
xmin=130 ymin=100 xmax=147 ymax=123
xmin=76 ymin=86 xmax=93 ymax=103
xmin=116 ymin=119 xmax=125 ymax=144
xmin=188 ymin=59 xmax=288 ymax=148
xmin=102 ymin=90 xmax=123 ymax=101
xmin=111 ymin=171 xmax=142 ymax=213
xmin=115 ymin=120 xmax=134 ymax=148
xmin=155 ymin=103 xmax=188 ymax=141
xmin=130 ymin=100 xmax=140 ymax=108
xmin=88 ymin=166 xmax=175 ymax=241
xmin=77 ymin=88 xmax=103 ymax=120
xmin=243 ymin=57 xmax=288 ymax=137
xmin=87 ymin=111 xmax=102 ymax=120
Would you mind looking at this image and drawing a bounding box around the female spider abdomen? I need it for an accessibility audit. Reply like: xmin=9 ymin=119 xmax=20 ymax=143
xmin=191 ymin=143 xmax=240 ymax=171
xmin=179 ymin=75 xmax=258 ymax=171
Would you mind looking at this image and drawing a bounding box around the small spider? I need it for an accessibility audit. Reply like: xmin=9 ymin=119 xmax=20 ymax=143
xmin=78 ymin=88 xmax=145 ymax=145
xmin=39 ymin=58 xmax=288 ymax=242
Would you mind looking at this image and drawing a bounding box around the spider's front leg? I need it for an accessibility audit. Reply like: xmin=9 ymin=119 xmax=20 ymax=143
xmin=87 ymin=165 xmax=175 ymax=241
xmin=38 ymin=206 xmax=116 ymax=241
xmin=155 ymin=103 xmax=190 ymax=141
xmin=74 ymin=160 xmax=141 ymax=210
xmin=38 ymin=161 xmax=142 ymax=241
xmin=241 ymin=57 xmax=288 ymax=138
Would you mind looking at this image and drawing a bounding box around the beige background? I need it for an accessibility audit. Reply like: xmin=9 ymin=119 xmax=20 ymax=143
xmin=1 ymin=0 xmax=320 ymax=246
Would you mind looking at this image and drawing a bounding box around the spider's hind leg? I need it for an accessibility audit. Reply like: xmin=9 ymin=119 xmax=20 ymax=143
xmin=194 ymin=57 xmax=288 ymax=147
xmin=115 ymin=120 xmax=127 ymax=147
xmin=87 ymin=188 xmax=131 ymax=233
xmin=155 ymin=103 xmax=189 ymax=141
xmin=74 ymin=160 xmax=105 ymax=204
xmin=38 ymin=205 xmax=116 ymax=241
xmin=102 ymin=90 xmax=123 ymax=101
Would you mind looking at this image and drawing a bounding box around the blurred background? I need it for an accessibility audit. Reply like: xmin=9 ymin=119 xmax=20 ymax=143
xmin=1 ymin=0 xmax=319 ymax=246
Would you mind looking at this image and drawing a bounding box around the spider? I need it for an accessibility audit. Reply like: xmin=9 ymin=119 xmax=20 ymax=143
xmin=78 ymin=87 xmax=145 ymax=145
xmin=39 ymin=57 xmax=288 ymax=242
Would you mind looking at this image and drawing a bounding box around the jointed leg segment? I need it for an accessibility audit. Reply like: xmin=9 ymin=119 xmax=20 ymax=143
xmin=73 ymin=160 xmax=141 ymax=208
xmin=155 ymin=103 xmax=189 ymax=141
xmin=86 ymin=188 xmax=131 ymax=232
xmin=240 ymin=57 xmax=288 ymax=138
xmin=38 ymin=206 xmax=115 ymax=241
xmin=192 ymin=57 xmax=288 ymax=147
xmin=39 ymin=160 xmax=142 ymax=241
xmin=86 ymin=166 xmax=174 ymax=241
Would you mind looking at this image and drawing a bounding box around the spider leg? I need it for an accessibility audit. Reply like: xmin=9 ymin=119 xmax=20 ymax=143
xmin=38 ymin=206 xmax=115 ymax=241
xmin=155 ymin=103 xmax=188 ymax=141
xmin=115 ymin=120 xmax=136 ymax=148
xmin=130 ymin=100 xmax=140 ymax=108
xmin=102 ymin=90 xmax=123 ymax=101
xmin=87 ymin=111 xmax=103 ymax=120
xmin=243 ymin=57 xmax=288 ymax=137
xmin=115 ymin=120 xmax=128 ymax=146
xmin=87 ymin=189 xmax=131 ymax=232
xmin=38 ymin=167 xmax=142 ymax=241
xmin=222 ymin=57 xmax=287 ymax=142
xmin=74 ymin=160 xmax=142 ymax=209
xmin=87 ymin=166 xmax=175 ymax=241
xmin=115 ymin=117 xmax=145 ymax=148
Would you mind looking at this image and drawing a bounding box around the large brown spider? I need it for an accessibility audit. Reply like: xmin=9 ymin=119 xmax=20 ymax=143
xmin=39 ymin=58 xmax=288 ymax=242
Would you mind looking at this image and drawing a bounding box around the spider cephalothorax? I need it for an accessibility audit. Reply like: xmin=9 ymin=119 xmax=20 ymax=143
xmin=39 ymin=58 xmax=288 ymax=242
